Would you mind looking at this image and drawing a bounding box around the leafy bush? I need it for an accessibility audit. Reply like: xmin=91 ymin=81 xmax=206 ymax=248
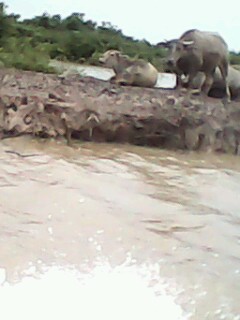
xmin=229 ymin=52 xmax=240 ymax=65
xmin=0 ymin=36 xmax=54 ymax=73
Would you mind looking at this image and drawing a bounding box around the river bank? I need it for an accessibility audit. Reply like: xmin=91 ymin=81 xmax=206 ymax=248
xmin=0 ymin=67 xmax=240 ymax=155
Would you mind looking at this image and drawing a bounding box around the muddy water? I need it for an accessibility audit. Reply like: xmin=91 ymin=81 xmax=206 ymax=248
xmin=0 ymin=137 xmax=239 ymax=320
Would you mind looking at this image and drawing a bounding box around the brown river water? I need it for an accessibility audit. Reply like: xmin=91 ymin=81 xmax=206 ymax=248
xmin=0 ymin=136 xmax=239 ymax=320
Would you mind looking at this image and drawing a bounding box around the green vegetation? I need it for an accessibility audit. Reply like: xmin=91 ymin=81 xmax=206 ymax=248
xmin=229 ymin=51 xmax=240 ymax=65
xmin=0 ymin=2 xmax=239 ymax=73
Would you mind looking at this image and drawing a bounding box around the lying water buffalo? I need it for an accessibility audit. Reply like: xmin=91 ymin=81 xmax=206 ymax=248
xmin=186 ymin=66 xmax=240 ymax=100
xmin=224 ymin=66 xmax=240 ymax=100
xmin=98 ymin=50 xmax=158 ymax=88
xmin=157 ymin=29 xmax=230 ymax=99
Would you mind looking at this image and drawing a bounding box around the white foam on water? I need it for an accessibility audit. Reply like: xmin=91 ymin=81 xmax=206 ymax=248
xmin=0 ymin=262 xmax=185 ymax=320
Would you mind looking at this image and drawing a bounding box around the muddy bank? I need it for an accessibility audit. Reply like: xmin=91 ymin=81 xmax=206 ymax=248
xmin=0 ymin=68 xmax=240 ymax=154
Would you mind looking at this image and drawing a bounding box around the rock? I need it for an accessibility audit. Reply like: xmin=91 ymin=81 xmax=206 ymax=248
xmin=184 ymin=128 xmax=200 ymax=150
xmin=166 ymin=96 xmax=178 ymax=106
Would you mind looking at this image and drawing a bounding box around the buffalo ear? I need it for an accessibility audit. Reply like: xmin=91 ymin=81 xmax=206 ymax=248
xmin=179 ymin=40 xmax=195 ymax=52
xmin=157 ymin=39 xmax=178 ymax=49
xmin=182 ymin=40 xmax=194 ymax=45
xmin=181 ymin=40 xmax=195 ymax=49
xmin=156 ymin=42 xmax=167 ymax=47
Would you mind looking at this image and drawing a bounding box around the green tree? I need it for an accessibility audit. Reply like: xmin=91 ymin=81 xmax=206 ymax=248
xmin=63 ymin=13 xmax=85 ymax=30
xmin=0 ymin=2 xmax=11 ymax=44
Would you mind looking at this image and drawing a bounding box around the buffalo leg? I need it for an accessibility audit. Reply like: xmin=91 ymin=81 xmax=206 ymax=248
xmin=188 ymin=72 xmax=201 ymax=95
xmin=219 ymin=60 xmax=231 ymax=102
xmin=202 ymin=71 xmax=214 ymax=95
xmin=115 ymin=72 xmax=133 ymax=86
xmin=109 ymin=75 xmax=117 ymax=83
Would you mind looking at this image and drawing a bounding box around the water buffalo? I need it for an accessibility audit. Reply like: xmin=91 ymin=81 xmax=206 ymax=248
xmin=157 ymin=29 xmax=230 ymax=99
xmin=98 ymin=50 xmax=158 ymax=88
xmin=159 ymin=45 xmax=240 ymax=100
xmin=190 ymin=66 xmax=240 ymax=100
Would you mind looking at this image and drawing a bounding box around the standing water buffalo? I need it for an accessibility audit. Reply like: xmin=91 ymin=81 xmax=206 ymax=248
xmin=158 ymin=38 xmax=240 ymax=100
xmin=98 ymin=50 xmax=158 ymax=88
xmin=157 ymin=29 xmax=230 ymax=99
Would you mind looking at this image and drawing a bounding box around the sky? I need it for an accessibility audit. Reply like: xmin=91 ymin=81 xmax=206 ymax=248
xmin=5 ymin=0 xmax=240 ymax=52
